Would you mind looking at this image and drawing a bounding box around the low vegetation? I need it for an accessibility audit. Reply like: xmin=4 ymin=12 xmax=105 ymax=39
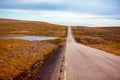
xmin=72 ymin=26 xmax=120 ymax=55
xmin=0 ymin=18 xmax=67 ymax=38
xmin=0 ymin=18 xmax=67 ymax=80
xmin=0 ymin=38 xmax=66 ymax=80
xmin=0 ymin=38 xmax=56 ymax=79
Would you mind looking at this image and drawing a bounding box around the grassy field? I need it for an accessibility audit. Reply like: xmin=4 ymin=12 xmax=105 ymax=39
xmin=0 ymin=38 xmax=57 ymax=79
xmin=0 ymin=18 xmax=67 ymax=38
xmin=72 ymin=26 xmax=120 ymax=56
xmin=0 ymin=18 xmax=66 ymax=80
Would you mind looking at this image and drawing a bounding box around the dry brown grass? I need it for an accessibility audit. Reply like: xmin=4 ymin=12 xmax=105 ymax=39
xmin=0 ymin=18 xmax=67 ymax=37
xmin=0 ymin=38 xmax=57 ymax=79
xmin=0 ymin=18 xmax=67 ymax=80
xmin=72 ymin=26 xmax=120 ymax=55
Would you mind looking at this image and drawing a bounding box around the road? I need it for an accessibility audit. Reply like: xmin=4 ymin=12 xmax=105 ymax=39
xmin=64 ymin=26 xmax=120 ymax=80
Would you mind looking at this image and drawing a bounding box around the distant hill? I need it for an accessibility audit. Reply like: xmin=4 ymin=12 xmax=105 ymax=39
xmin=0 ymin=18 xmax=67 ymax=37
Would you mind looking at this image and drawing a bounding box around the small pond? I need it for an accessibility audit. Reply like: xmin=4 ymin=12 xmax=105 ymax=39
xmin=0 ymin=36 xmax=57 ymax=41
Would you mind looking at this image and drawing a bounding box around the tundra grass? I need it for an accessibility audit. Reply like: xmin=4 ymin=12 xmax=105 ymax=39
xmin=0 ymin=18 xmax=67 ymax=38
xmin=0 ymin=18 xmax=67 ymax=80
xmin=72 ymin=26 xmax=120 ymax=55
xmin=0 ymin=38 xmax=58 ymax=79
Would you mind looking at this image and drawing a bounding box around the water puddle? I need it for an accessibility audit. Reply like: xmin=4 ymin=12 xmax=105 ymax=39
xmin=0 ymin=36 xmax=57 ymax=41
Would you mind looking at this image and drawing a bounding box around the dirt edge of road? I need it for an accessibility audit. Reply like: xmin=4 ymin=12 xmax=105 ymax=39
xmin=31 ymin=45 xmax=66 ymax=80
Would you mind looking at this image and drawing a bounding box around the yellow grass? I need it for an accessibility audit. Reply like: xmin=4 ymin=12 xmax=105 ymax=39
xmin=0 ymin=38 xmax=57 ymax=79
xmin=72 ymin=26 xmax=120 ymax=55
xmin=0 ymin=18 xmax=67 ymax=79
xmin=0 ymin=18 xmax=67 ymax=38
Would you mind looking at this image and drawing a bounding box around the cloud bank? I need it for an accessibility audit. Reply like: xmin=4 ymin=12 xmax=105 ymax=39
xmin=0 ymin=0 xmax=120 ymax=26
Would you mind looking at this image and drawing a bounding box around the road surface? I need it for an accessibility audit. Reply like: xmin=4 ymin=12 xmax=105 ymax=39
xmin=64 ymin=26 xmax=120 ymax=80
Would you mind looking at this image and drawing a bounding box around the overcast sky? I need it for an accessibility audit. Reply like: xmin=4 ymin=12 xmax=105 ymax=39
xmin=0 ymin=0 xmax=120 ymax=26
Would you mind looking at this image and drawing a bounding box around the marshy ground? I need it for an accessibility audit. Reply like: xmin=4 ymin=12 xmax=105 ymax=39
xmin=0 ymin=18 xmax=67 ymax=80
